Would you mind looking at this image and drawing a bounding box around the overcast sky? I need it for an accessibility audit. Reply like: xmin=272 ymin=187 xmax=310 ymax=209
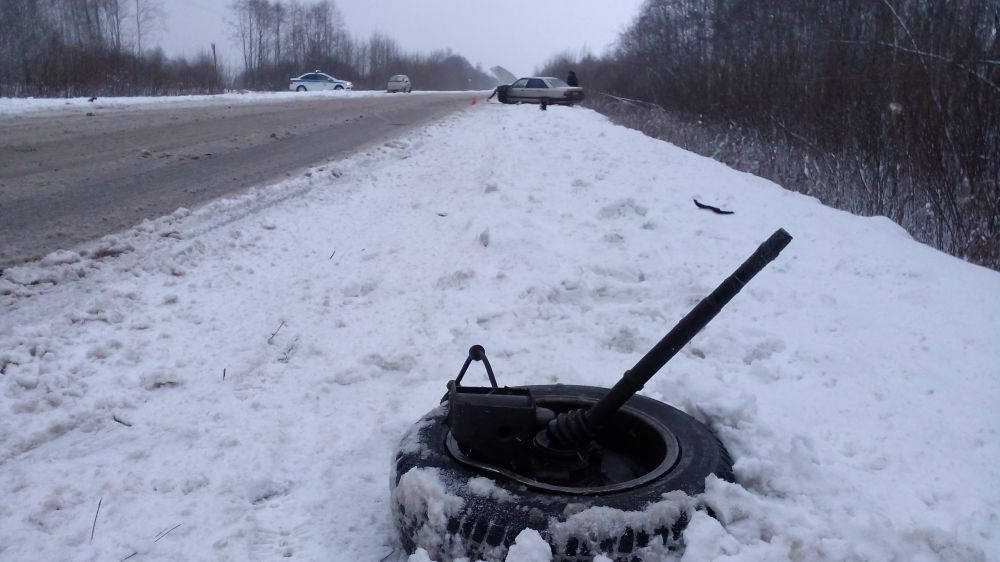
xmin=159 ymin=0 xmax=644 ymax=78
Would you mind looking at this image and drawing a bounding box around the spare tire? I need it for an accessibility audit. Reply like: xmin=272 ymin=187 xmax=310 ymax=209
xmin=390 ymin=384 xmax=734 ymax=562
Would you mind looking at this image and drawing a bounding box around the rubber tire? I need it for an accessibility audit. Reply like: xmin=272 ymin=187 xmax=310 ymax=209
xmin=334 ymin=85 xmax=344 ymax=90
xmin=390 ymin=384 xmax=734 ymax=562
xmin=496 ymin=85 xmax=510 ymax=104
xmin=296 ymin=85 xmax=306 ymax=92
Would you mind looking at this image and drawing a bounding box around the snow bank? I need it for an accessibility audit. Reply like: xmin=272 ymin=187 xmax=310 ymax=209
xmin=1 ymin=100 xmax=997 ymax=561
xmin=0 ymin=89 xmax=479 ymax=116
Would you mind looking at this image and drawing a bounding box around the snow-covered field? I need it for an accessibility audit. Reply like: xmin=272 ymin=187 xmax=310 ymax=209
xmin=1 ymin=100 xmax=997 ymax=562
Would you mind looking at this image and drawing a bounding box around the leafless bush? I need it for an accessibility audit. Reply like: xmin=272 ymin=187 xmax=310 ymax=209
xmin=543 ymin=0 xmax=1000 ymax=270
xmin=585 ymin=96 xmax=999 ymax=270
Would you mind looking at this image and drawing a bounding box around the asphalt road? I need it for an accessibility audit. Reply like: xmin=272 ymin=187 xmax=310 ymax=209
xmin=0 ymin=92 xmax=473 ymax=270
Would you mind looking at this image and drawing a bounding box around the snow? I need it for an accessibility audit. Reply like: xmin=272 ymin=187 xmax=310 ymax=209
xmin=0 ymin=89 xmax=476 ymax=116
xmin=1 ymin=98 xmax=999 ymax=562
xmin=466 ymin=477 xmax=514 ymax=502
xmin=503 ymin=529 xmax=553 ymax=562
xmin=392 ymin=468 xmax=466 ymax=557
xmin=544 ymin=492 xmax=694 ymax=560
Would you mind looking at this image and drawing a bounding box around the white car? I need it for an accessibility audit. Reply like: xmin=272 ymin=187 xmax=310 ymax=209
xmin=499 ymin=77 xmax=584 ymax=106
xmin=289 ymin=71 xmax=353 ymax=92
xmin=387 ymin=75 xmax=412 ymax=93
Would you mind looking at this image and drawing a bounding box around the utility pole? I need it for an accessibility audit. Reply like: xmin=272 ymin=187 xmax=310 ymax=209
xmin=211 ymin=43 xmax=218 ymax=94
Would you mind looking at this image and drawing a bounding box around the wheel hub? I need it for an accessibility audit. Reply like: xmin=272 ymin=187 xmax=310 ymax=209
xmin=446 ymin=393 xmax=680 ymax=495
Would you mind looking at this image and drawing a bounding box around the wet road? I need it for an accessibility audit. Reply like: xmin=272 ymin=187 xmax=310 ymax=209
xmin=0 ymin=92 xmax=473 ymax=270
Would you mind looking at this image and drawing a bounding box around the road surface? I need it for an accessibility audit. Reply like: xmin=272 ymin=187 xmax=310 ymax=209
xmin=0 ymin=92 xmax=474 ymax=270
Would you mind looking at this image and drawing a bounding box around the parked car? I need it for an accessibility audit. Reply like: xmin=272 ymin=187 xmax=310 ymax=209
xmin=387 ymin=75 xmax=412 ymax=93
xmin=498 ymin=77 xmax=584 ymax=106
xmin=289 ymin=71 xmax=353 ymax=92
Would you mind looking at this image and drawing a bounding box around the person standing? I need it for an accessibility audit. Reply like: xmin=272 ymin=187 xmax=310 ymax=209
xmin=566 ymin=70 xmax=579 ymax=87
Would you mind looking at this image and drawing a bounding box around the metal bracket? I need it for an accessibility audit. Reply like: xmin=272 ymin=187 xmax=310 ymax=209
xmin=454 ymin=345 xmax=498 ymax=388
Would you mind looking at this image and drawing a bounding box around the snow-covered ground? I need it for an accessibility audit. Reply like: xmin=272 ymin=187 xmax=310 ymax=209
xmin=1 ymin=100 xmax=997 ymax=562
xmin=0 ymin=89 xmax=475 ymax=116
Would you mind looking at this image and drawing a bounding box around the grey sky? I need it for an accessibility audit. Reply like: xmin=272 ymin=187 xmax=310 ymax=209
xmin=159 ymin=0 xmax=644 ymax=78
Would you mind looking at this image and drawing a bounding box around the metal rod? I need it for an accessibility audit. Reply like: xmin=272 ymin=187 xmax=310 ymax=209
xmin=548 ymin=228 xmax=793 ymax=448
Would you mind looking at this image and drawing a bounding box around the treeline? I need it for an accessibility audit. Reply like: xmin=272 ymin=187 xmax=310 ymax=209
xmin=543 ymin=0 xmax=1000 ymax=270
xmin=1 ymin=0 xmax=222 ymax=96
xmin=228 ymin=0 xmax=496 ymax=90
xmin=0 ymin=0 xmax=494 ymax=98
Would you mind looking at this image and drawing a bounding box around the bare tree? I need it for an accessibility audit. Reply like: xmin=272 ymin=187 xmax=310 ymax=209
xmin=1 ymin=0 xmax=492 ymax=104
xmin=366 ymin=31 xmax=400 ymax=81
xmin=133 ymin=0 xmax=163 ymax=54
xmin=546 ymin=0 xmax=1000 ymax=269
